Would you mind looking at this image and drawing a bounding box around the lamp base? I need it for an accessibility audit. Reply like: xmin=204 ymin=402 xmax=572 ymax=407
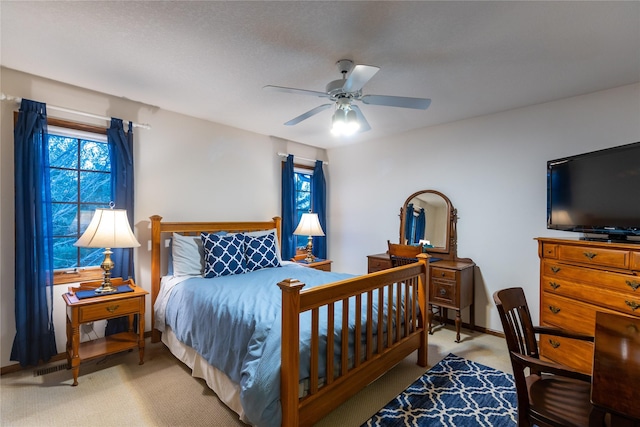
xmin=94 ymin=282 xmax=118 ymax=294
xmin=304 ymin=237 xmax=316 ymax=263
xmin=95 ymin=248 xmax=116 ymax=293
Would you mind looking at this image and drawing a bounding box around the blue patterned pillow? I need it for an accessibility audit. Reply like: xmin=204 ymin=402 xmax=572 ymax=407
xmin=201 ymin=232 xmax=246 ymax=278
xmin=244 ymin=232 xmax=281 ymax=272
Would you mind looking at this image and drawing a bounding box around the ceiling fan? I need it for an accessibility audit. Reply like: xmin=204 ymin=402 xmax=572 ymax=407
xmin=263 ymin=59 xmax=431 ymax=135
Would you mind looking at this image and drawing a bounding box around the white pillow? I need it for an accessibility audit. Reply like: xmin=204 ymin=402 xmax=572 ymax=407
xmin=171 ymin=233 xmax=204 ymax=276
xmin=244 ymin=228 xmax=283 ymax=263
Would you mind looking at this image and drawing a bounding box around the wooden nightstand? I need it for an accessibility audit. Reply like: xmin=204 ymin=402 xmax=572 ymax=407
xmin=62 ymin=277 xmax=148 ymax=386
xmin=291 ymin=255 xmax=332 ymax=272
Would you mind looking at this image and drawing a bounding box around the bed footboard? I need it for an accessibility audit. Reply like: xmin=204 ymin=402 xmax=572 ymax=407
xmin=279 ymin=255 xmax=430 ymax=427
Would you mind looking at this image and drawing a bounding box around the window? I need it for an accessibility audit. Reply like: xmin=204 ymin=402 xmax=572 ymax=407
xmin=294 ymin=167 xmax=312 ymax=249
xmin=46 ymin=119 xmax=110 ymax=284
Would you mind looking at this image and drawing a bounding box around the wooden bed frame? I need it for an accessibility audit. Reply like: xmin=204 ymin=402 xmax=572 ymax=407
xmin=150 ymin=215 xmax=430 ymax=427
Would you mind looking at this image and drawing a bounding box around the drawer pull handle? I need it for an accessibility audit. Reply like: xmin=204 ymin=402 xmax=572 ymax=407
xmin=625 ymin=300 xmax=640 ymax=311
xmin=548 ymin=339 xmax=560 ymax=349
xmin=550 ymin=266 xmax=561 ymax=274
xmin=549 ymin=282 xmax=560 ymax=290
xmin=441 ymin=272 xmax=446 ymax=277
xmin=106 ymin=305 xmax=120 ymax=313
xmin=548 ymin=305 xmax=561 ymax=314
xmin=583 ymin=252 xmax=597 ymax=260
xmin=439 ymin=288 xmax=446 ymax=296
xmin=626 ymin=280 xmax=640 ymax=291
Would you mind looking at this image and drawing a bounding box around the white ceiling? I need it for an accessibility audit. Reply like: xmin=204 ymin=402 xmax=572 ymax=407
xmin=1 ymin=1 xmax=639 ymax=149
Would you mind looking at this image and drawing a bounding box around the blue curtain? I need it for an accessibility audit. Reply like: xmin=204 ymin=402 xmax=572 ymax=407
xmin=281 ymin=155 xmax=296 ymax=260
xmin=12 ymin=99 xmax=57 ymax=367
xmin=404 ymin=203 xmax=415 ymax=244
xmin=415 ymin=208 xmax=426 ymax=244
xmin=105 ymin=119 xmax=135 ymax=336
xmin=311 ymin=160 xmax=327 ymax=259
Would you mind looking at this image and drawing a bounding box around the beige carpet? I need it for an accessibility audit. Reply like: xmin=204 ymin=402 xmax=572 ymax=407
xmin=1 ymin=325 xmax=511 ymax=427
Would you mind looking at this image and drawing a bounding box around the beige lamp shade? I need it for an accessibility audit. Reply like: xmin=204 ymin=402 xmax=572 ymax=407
xmin=293 ymin=213 xmax=325 ymax=237
xmin=74 ymin=208 xmax=140 ymax=249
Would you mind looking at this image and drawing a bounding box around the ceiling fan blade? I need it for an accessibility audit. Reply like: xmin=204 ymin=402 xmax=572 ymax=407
xmin=361 ymin=95 xmax=431 ymax=110
xmin=263 ymin=85 xmax=329 ymax=98
xmin=342 ymin=65 xmax=380 ymax=93
xmin=350 ymin=105 xmax=371 ymax=132
xmin=284 ymin=104 xmax=332 ymax=126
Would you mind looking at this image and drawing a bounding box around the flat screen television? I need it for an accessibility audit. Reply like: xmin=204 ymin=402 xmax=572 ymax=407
xmin=547 ymin=141 xmax=640 ymax=242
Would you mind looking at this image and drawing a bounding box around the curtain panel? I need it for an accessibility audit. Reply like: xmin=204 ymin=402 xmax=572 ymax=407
xmin=404 ymin=203 xmax=415 ymax=244
xmin=105 ymin=119 xmax=136 ymax=336
xmin=311 ymin=160 xmax=327 ymax=259
xmin=281 ymin=155 xmax=296 ymax=261
xmin=12 ymin=99 xmax=58 ymax=367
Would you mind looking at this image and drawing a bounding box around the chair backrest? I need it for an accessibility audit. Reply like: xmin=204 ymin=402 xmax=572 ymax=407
xmin=493 ymin=287 xmax=540 ymax=359
xmin=493 ymin=287 xmax=540 ymax=426
xmin=387 ymin=240 xmax=422 ymax=267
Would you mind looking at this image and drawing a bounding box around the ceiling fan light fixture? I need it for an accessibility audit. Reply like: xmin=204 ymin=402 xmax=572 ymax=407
xmin=345 ymin=109 xmax=360 ymax=134
xmin=331 ymin=108 xmax=347 ymax=136
xmin=331 ymin=107 xmax=360 ymax=136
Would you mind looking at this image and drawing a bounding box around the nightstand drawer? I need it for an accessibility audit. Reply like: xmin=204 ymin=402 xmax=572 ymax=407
xmin=79 ymin=297 xmax=140 ymax=323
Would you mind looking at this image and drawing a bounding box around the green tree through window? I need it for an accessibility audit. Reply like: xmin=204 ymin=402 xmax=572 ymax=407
xmin=48 ymin=128 xmax=111 ymax=270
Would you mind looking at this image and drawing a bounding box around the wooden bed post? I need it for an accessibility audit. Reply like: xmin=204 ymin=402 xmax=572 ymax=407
xmin=278 ymin=278 xmax=305 ymax=427
xmin=150 ymin=215 xmax=163 ymax=343
xmin=416 ymin=253 xmax=431 ymax=367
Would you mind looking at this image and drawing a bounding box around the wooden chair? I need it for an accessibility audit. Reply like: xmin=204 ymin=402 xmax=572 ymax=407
xmin=493 ymin=287 xmax=597 ymax=427
xmin=387 ymin=240 xmax=422 ymax=267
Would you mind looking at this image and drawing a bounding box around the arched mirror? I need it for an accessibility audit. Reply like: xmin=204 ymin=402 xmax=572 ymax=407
xmin=399 ymin=190 xmax=457 ymax=259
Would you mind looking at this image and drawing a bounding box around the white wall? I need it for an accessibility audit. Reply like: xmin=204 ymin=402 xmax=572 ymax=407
xmin=327 ymin=82 xmax=640 ymax=333
xmin=0 ymin=67 xmax=326 ymax=368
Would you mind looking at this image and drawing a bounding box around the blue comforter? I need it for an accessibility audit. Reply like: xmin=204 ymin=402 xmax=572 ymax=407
xmin=163 ymin=263 xmax=360 ymax=427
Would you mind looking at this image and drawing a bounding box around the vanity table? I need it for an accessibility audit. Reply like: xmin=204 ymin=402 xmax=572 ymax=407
xmin=371 ymin=189 xmax=476 ymax=343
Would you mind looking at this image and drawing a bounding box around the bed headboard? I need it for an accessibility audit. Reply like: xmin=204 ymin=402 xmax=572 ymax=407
xmin=149 ymin=214 xmax=282 ymax=342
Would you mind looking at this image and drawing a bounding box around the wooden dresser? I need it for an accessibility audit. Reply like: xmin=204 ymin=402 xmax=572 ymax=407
xmin=536 ymin=237 xmax=640 ymax=374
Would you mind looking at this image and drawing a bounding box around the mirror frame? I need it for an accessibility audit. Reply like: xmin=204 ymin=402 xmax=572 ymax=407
xmin=399 ymin=189 xmax=458 ymax=259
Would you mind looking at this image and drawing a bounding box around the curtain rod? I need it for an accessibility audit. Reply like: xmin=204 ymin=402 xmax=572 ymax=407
xmin=1 ymin=93 xmax=151 ymax=130
xmin=277 ymin=152 xmax=328 ymax=165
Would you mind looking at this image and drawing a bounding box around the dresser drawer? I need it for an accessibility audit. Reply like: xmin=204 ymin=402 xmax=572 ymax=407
xmin=431 ymin=279 xmax=456 ymax=305
xmin=368 ymin=257 xmax=392 ymax=273
xmin=431 ymin=267 xmax=456 ymax=281
xmin=632 ymin=251 xmax=640 ymax=271
xmin=541 ymin=243 xmax=558 ymax=259
xmin=541 ymin=293 xmax=597 ymax=334
xmin=557 ymin=244 xmax=629 ymax=269
xmin=78 ymin=297 xmax=140 ymax=323
xmin=539 ymin=329 xmax=593 ymax=375
xmin=542 ymin=260 xmax=640 ymax=295
xmin=542 ymin=278 xmax=640 ymax=316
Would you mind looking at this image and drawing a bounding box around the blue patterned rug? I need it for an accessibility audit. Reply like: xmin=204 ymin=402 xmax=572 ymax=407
xmin=362 ymin=353 xmax=517 ymax=427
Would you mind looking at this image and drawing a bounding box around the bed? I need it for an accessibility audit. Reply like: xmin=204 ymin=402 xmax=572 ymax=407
xmin=150 ymin=215 xmax=430 ymax=426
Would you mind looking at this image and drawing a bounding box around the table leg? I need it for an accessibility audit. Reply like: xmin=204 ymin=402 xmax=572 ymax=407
xmin=138 ymin=313 xmax=145 ymax=365
xmin=455 ymin=310 xmax=461 ymax=343
xmin=428 ymin=304 xmax=434 ymax=335
xmin=70 ymin=323 xmax=80 ymax=386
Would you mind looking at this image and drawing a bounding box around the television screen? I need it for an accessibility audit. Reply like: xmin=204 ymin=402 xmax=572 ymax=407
xmin=547 ymin=141 xmax=640 ymax=240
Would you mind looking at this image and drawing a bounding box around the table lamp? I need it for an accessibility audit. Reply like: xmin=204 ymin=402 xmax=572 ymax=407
xmin=293 ymin=212 xmax=325 ymax=263
xmin=74 ymin=207 xmax=140 ymax=294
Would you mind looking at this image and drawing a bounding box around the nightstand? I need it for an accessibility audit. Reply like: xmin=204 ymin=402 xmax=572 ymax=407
xmin=291 ymin=255 xmax=332 ymax=272
xmin=62 ymin=277 xmax=148 ymax=386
